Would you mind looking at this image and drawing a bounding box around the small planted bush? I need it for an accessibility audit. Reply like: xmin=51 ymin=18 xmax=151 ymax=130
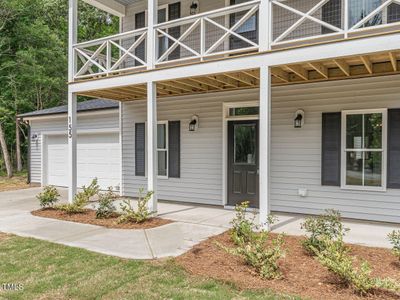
xmin=301 ymin=209 xmax=349 ymax=255
xmin=118 ymin=188 xmax=154 ymax=224
xmin=316 ymin=235 xmax=400 ymax=295
xmin=37 ymin=186 xmax=60 ymax=208
xmin=221 ymin=201 xmax=285 ymax=279
xmin=95 ymin=187 xmax=117 ymax=219
xmin=57 ymin=178 xmax=99 ymax=214
xmin=388 ymin=230 xmax=400 ymax=261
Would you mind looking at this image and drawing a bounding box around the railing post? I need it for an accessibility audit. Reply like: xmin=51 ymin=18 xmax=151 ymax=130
xmin=68 ymin=0 xmax=77 ymax=81
xmin=344 ymin=0 xmax=349 ymax=38
xmin=259 ymin=0 xmax=271 ymax=51
xmin=106 ymin=41 xmax=112 ymax=72
xmin=200 ymin=18 xmax=206 ymax=61
xmin=147 ymin=0 xmax=158 ymax=69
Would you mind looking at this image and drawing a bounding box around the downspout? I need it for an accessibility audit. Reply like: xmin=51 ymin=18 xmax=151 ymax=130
xmin=27 ymin=121 xmax=31 ymax=184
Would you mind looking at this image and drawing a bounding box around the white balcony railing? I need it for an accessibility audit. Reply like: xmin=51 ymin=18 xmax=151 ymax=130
xmin=154 ymin=0 xmax=260 ymax=65
xmin=73 ymin=28 xmax=147 ymax=79
xmin=271 ymin=0 xmax=400 ymax=46
xmin=72 ymin=0 xmax=400 ymax=80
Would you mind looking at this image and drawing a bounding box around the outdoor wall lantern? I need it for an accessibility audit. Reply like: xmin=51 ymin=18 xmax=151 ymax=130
xmin=294 ymin=110 xmax=305 ymax=128
xmin=189 ymin=115 xmax=199 ymax=132
xmin=190 ymin=0 xmax=200 ymax=15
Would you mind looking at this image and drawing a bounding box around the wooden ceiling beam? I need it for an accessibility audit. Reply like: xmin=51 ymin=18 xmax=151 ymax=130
xmin=224 ymin=72 xmax=256 ymax=86
xmin=333 ymin=59 xmax=350 ymax=76
xmin=389 ymin=52 xmax=398 ymax=71
xmin=157 ymin=83 xmax=183 ymax=95
xmin=360 ymin=55 xmax=373 ymax=74
xmin=308 ymin=62 xmax=328 ymax=79
xmin=161 ymin=81 xmax=195 ymax=93
xmin=271 ymin=67 xmax=289 ymax=83
xmin=242 ymin=69 xmax=260 ymax=80
xmin=174 ymin=79 xmax=211 ymax=91
xmin=190 ymin=77 xmax=225 ymax=90
xmin=285 ymin=64 xmax=308 ymax=81
xmin=208 ymin=74 xmax=239 ymax=88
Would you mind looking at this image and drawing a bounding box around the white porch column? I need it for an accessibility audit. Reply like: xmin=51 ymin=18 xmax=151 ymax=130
xmin=259 ymin=0 xmax=272 ymax=52
xmin=259 ymin=67 xmax=271 ymax=227
xmin=68 ymin=0 xmax=78 ymax=203
xmin=147 ymin=0 xmax=158 ymax=69
xmin=68 ymin=92 xmax=77 ymax=202
xmin=147 ymin=81 xmax=158 ymax=213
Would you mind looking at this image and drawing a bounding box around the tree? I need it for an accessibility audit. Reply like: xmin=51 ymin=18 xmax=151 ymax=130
xmin=0 ymin=0 xmax=118 ymax=175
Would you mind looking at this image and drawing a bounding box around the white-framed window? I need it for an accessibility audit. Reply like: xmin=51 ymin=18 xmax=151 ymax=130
xmin=341 ymin=109 xmax=387 ymax=191
xmin=157 ymin=121 xmax=168 ymax=178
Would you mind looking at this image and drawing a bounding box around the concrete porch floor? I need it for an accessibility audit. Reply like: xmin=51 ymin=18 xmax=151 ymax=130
xmin=0 ymin=187 xmax=399 ymax=260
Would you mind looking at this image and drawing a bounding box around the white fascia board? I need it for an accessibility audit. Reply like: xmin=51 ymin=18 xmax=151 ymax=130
xmin=21 ymin=108 xmax=119 ymax=122
xmin=69 ymin=32 xmax=400 ymax=93
xmin=82 ymin=0 xmax=125 ymax=17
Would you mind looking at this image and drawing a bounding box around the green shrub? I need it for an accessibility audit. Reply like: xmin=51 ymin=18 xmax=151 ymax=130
xmin=388 ymin=230 xmax=400 ymax=261
xmin=36 ymin=186 xmax=60 ymax=208
xmin=315 ymin=235 xmax=400 ymax=295
xmin=57 ymin=178 xmax=99 ymax=214
xmin=220 ymin=202 xmax=284 ymax=279
xmin=118 ymin=188 xmax=154 ymax=224
xmin=95 ymin=187 xmax=117 ymax=219
xmin=301 ymin=209 xmax=349 ymax=255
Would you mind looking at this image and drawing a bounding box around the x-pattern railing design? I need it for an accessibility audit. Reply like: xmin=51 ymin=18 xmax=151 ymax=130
xmin=155 ymin=0 xmax=260 ymax=64
xmin=73 ymin=28 xmax=147 ymax=79
xmin=271 ymin=0 xmax=400 ymax=45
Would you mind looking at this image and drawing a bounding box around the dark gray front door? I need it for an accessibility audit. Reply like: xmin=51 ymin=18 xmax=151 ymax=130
xmin=228 ymin=120 xmax=259 ymax=208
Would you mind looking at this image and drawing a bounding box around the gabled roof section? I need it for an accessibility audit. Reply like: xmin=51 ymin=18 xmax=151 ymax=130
xmin=19 ymin=99 xmax=119 ymax=119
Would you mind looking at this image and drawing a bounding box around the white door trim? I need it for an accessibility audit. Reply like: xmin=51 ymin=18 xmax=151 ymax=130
xmin=222 ymin=100 xmax=259 ymax=206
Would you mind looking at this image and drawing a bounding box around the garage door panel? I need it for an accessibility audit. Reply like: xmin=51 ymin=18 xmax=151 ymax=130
xmin=46 ymin=133 xmax=120 ymax=189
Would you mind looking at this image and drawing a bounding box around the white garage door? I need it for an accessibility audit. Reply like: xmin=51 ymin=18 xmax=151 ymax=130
xmin=46 ymin=133 xmax=120 ymax=189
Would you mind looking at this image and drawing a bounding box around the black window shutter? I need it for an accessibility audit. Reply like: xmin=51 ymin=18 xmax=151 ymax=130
xmin=321 ymin=112 xmax=341 ymax=186
xmin=168 ymin=2 xmax=181 ymax=60
xmin=134 ymin=12 xmax=146 ymax=67
xmin=135 ymin=123 xmax=146 ymax=176
xmin=388 ymin=109 xmax=400 ymax=188
xmin=168 ymin=121 xmax=181 ymax=178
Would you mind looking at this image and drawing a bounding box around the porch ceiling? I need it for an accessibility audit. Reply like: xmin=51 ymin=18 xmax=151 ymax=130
xmin=78 ymin=50 xmax=400 ymax=101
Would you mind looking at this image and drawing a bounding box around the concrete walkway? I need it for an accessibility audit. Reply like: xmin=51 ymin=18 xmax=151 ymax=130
xmin=0 ymin=188 xmax=399 ymax=260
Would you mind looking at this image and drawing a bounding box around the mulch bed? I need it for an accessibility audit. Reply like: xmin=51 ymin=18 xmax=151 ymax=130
xmin=31 ymin=208 xmax=173 ymax=229
xmin=176 ymin=231 xmax=400 ymax=300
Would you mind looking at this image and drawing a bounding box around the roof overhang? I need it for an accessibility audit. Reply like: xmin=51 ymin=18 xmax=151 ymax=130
xmin=19 ymin=107 xmax=119 ymax=122
xmin=82 ymin=0 xmax=126 ymax=17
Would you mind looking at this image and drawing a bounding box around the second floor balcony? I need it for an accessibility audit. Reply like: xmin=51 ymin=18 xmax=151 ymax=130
xmin=72 ymin=0 xmax=400 ymax=81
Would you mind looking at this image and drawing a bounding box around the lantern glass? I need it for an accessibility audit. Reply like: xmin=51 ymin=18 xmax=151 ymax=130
xmin=294 ymin=114 xmax=303 ymax=128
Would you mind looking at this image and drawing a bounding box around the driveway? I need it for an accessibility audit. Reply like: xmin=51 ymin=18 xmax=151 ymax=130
xmin=0 ymin=188 xmax=399 ymax=260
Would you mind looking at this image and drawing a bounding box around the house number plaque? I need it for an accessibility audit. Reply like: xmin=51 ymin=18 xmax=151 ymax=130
xmin=68 ymin=116 xmax=73 ymax=139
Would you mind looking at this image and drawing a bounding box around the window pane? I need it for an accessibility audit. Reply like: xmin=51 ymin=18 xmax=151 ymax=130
xmin=346 ymin=151 xmax=363 ymax=186
xmin=349 ymin=0 xmax=382 ymax=28
xmin=346 ymin=114 xmax=363 ymax=149
xmin=234 ymin=124 xmax=256 ymax=164
xmin=364 ymin=151 xmax=382 ymax=187
xmin=229 ymin=107 xmax=259 ymax=116
xmin=158 ymin=151 xmax=167 ymax=176
xmin=157 ymin=124 xmax=166 ymax=149
xmin=364 ymin=113 xmax=382 ymax=149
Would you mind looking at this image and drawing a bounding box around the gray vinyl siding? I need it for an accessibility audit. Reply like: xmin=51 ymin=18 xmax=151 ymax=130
xmin=29 ymin=111 xmax=119 ymax=184
xmin=121 ymin=90 xmax=254 ymax=205
xmin=122 ymin=74 xmax=400 ymax=223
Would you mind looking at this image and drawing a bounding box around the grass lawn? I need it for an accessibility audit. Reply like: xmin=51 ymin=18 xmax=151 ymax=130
xmin=0 ymin=233 xmax=300 ymax=300
xmin=0 ymin=171 xmax=34 ymax=192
